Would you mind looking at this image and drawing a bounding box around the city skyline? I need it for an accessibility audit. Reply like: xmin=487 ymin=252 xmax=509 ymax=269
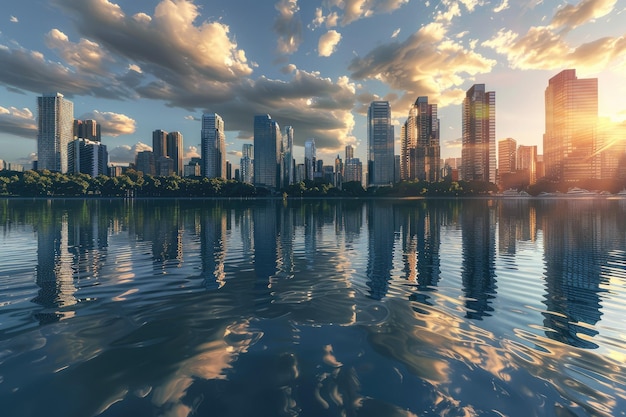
xmin=1 ymin=1 xmax=625 ymax=169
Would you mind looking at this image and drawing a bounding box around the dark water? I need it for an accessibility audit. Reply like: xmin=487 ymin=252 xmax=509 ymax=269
xmin=1 ymin=198 xmax=625 ymax=417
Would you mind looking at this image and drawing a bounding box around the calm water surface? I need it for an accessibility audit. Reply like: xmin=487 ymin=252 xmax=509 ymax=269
xmin=1 ymin=198 xmax=626 ymax=417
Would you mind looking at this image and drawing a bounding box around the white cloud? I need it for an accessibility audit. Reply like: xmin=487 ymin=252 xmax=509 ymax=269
xmin=10 ymin=16 xmax=19 ymax=23
xmin=274 ymin=0 xmax=303 ymax=54
xmin=493 ymin=0 xmax=509 ymax=13
xmin=79 ymin=110 xmax=136 ymax=136
xmin=108 ymin=142 xmax=152 ymax=164
xmin=318 ymin=30 xmax=342 ymax=57
xmin=551 ymin=0 xmax=617 ymax=31
xmin=391 ymin=28 xmax=401 ymax=38
xmin=320 ymin=0 xmax=409 ymax=26
xmin=0 ymin=106 xmax=36 ymax=138
xmin=45 ymin=29 xmax=110 ymax=76
xmin=184 ymin=146 xmax=200 ymax=159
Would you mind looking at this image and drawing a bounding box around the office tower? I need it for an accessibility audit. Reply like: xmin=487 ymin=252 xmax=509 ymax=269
xmin=517 ymin=145 xmax=538 ymax=185
xmin=73 ymin=119 xmax=101 ymax=142
xmin=201 ymin=113 xmax=225 ymax=179
xmin=152 ymin=129 xmax=168 ymax=159
xmin=184 ymin=157 xmax=202 ymax=177
xmin=226 ymin=160 xmax=232 ymax=180
xmin=304 ymin=138 xmax=316 ymax=181
xmin=461 ymin=84 xmax=496 ymax=183
xmin=498 ymin=138 xmax=517 ymax=178
xmin=544 ymin=69 xmax=598 ymax=181
xmin=344 ymin=157 xmax=363 ymax=184
xmin=68 ymin=138 xmax=108 ymax=177
xmin=156 ymin=156 xmax=174 ymax=176
xmin=136 ymin=150 xmax=156 ymax=176
xmin=240 ymin=143 xmax=254 ymax=184
xmin=284 ymin=126 xmax=294 ymax=186
xmin=334 ymin=155 xmax=343 ymax=188
xmin=253 ymin=114 xmax=282 ymax=189
xmin=401 ymin=96 xmax=440 ymax=181
xmin=345 ymin=145 xmax=354 ymax=161
xmin=367 ymin=101 xmax=394 ymax=186
xmin=166 ymin=131 xmax=183 ymax=176
xmin=37 ymin=92 xmax=74 ymax=172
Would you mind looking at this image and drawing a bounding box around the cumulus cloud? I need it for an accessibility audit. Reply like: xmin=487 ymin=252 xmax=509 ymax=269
xmin=349 ymin=21 xmax=496 ymax=111
xmin=0 ymin=106 xmax=37 ymax=138
xmin=45 ymin=29 xmax=110 ymax=76
xmin=321 ymin=0 xmax=409 ymax=26
xmin=108 ymin=142 xmax=152 ymax=164
xmin=184 ymin=146 xmax=200 ymax=159
xmin=493 ymin=0 xmax=509 ymax=13
xmin=79 ymin=110 xmax=136 ymax=136
xmin=551 ymin=0 xmax=616 ymax=31
xmin=318 ymin=30 xmax=342 ymax=57
xmin=274 ymin=0 xmax=303 ymax=54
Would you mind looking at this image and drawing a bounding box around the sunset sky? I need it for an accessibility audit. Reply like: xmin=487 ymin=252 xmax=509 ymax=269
xmin=1 ymin=0 xmax=625 ymax=168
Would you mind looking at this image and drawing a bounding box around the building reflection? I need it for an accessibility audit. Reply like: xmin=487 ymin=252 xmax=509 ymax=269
xmin=366 ymin=201 xmax=396 ymax=300
xmin=540 ymin=200 xmax=617 ymax=348
xmin=201 ymin=204 xmax=227 ymax=290
xmin=461 ymin=200 xmax=497 ymax=319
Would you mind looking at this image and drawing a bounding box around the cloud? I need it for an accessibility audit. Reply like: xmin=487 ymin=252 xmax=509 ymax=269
xmin=321 ymin=0 xmax=409 ymax=26
xmin=318 ymin=30 xmax=342 ymax=57
xmin=482 ymin=26 xmax=626 ymax=71
xmin=493 ymin=0 xmax=509 ymax=13
xmin=391 ymin=28 xmax=401 ymax=38
xmin=349 ymin=21 xmax=496 ymax=112
xmin=551 ymin=0 xmax=617 ymax=31
xmin=0 ymin=106 xmax=37 ymax=138
xmin=108 ymin=142 xmax=152 ymax=164
xmin=45 ymin=29 xmax=110 ymax=76
xmin=10 ymin=16 xmax=19 ymax=23
xmin=79 ymin=110 xmax=136 ymax=137
xmin=184 ymin=145 xmax=200 ymax=159
xmin=274 ymin=0 xmax=303 ymax=54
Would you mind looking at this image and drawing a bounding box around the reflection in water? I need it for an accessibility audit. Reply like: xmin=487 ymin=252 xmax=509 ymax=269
xmin=1 ymin=198 xmax=626 ymax=417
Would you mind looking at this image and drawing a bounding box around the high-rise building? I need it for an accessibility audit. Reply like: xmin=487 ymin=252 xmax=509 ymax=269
xmin=152 ymin=129 xmax=168 ymax=159
xmin=73 ymin=119 xmax=101 ymax=142
xmin=284 ymin=126 xmax=294 ymax=186
xmin=136 ymin=150 xmax=156 ymax=176
xmin=344 ymin=158 xmax=363 ymax=184
xmin=498 ymin=138 xmax=517 ymax=179
xmin=240 ymin=143 xmax=253 ymax=184
xmin=345 ymin=145 xmax=354 ymax=161
xmin=68 ymin=138 xmax=108 ymax=177
xmin=368 ymin=101 xmax=395 ymax=186
xmin=517 ymin=145 xmax=538 ymax=185
xmin=304 ymin=138 xmax=316 ymax=181
xmin=253 ymin=114 xmax=282 ymax=189
xmin=166 ymin=131 xmax=183 ymax=176
xmin=37 ymin=92 xmax=74 ymax=172
xmin=461 ymin=84 xmax=496 ymax=183
xmin=400 ymin=96 xmax=440 ymax=181
xmin=201 ymin=113 xmax=225 ymax=179
xmin=544 ymin=69 xmax=598 ymax=182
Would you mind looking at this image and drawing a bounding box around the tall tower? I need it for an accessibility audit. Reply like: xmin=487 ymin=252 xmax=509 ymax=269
xmin=37 ymin=92 xmax=74 ymax=172
xmin=253 ymin=114 xmax=282 ymax=189
xmin=201 ymin=113 xmax=225 ymax=179
xmin=345 ymin=145 xmax=354 ymax=161
xmin=461 ymin=84 xmax=496 ymax=183
xmin=544 ymin=69 xmax=598 ymax=181
xmin=401 ymin=97 xmax=440 ymax=181
xmin=240 ymin=143 xmax=253 ymax=184
xmin=152 ymin=129 xmax=168 ymax=160
xmin=284 ymin=126 xmax=294 ymax=186
xmin=304 ymin=138 xmax=316 ymax=181
xmin=367 ymin=101 xmax=394 ymax=186
xmin=73 ymin=119 xmax=100 ymax=142
xmin=498 ymin=138 xmax=517 ymax=178
xmin=167 ymin=131 xmax=183 ymax=176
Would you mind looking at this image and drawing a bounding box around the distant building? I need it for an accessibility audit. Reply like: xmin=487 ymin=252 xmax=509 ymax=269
xmin=37 ymin=92 xmax=74 ymax=172
xmin=284 ymin=126 xmax=294 ymax=186
xmin=201 ymin=113 xmax=225 ymax=179
xmin=68 ymin=138 xmax=108 ymax=177
xmin=304 ymin=138 xmax=316 ymax=181
xmin=166 ymin=131 xmax=183 ymax=176
xmin=156 ymin=156 xmax=174 ymax=176
xmin=344 ymin=158 xmax=363 ymax=184
xmin=517 ymin=145 xmax=538 ymax=185
xmin=73 ymin=119 xmax=100 ymax=142
xmin=368 ymin=101 xmax=395 ymax=186
xmin=253 ymin=114 xmax=282 ymax=189
xmin=400 ymin=96 xmax=440 ymax=181
xmin=240 ymin=143 xmax=253 ymax=184
xmin=136 ymin=151 xmax=156 ymax=176
xmin=498 ymin=138 xmax=517 ymax=182
xmin=184 ymin=157 xmax=201 ymax=177
xmin=461 ymin=84 xmax=496 ymax=183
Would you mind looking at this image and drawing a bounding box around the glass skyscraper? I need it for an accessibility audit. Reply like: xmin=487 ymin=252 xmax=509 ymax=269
xmin=37 ymin=92 xmax=74 ymax=173
xmin=544 ymin=69 xmax=598 ymax=182
xmin=284 ymin=126 xmax=294 ymax=186
xmin=253 ymin=114 xmax=282 ymax=189
xmin=167 ymin=131 xmax=184 ymax=176
xmin=400 ymin=96 xmax=440 ymax=182
xmin=367 ymin=101 xmax=394 ymax=186
xmin=201 ymin=113 xmax=225 ymax=179
xmin=461 ymin=84 xmax=496 ymax=184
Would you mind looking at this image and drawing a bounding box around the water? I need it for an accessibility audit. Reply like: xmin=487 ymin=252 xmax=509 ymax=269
xmin=1 ymin=198 xmax=625 ymax=417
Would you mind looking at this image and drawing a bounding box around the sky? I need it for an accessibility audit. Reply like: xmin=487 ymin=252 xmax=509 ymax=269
xmin=0 ymin=0 xmax=625 ymax=169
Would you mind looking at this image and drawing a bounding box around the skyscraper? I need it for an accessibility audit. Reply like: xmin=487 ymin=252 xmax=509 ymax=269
xmin=461 ymin=84 xmax=496 ymax=183
xmin=240 ymin=143 xmax=253 ymax=184
xmin=345 ymin=145 xmax=354 ymax=161
xmin=152 ymin=129 xmax=168 ymax=160
xmin=68 ymin=138 xmax=108 ymax=177
xmin=367 ymin=101 xmax=394 ymax=186
xmin=201 ymin=113 xmax=225 ymax=179
xmin=284 ymin=126 xmax=294 ymax=186
xmin=73 ymin=119 xmax=101 ymax=142
xmin=498 ymin=138 xmax=517 ymax=178
xmin=167 ymin=131 xmax=183 ymax=176
xmin=401 ymin=96 xmax=440 ymax=181
xmin=544 ymin=69 xmax=598 ymax=181
xmin=37 ymin=92 xmax=74 ymax=172
xmin=253 ymin=114 xmax=282 ymax=189
xmin=304 ymin=138 xmax=316 ymax=181
xmin=517 ymin=145 xmax=538 ymax=185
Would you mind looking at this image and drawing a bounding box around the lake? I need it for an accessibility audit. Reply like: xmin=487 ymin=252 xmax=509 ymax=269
xmin=1 ymin=198 xmax=625 ymax=417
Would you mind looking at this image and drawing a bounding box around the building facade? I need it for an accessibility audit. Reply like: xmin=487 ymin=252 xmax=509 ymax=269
xmin=201 ymin=113 xmax=226 ymax=179
xmin=37 ymin=92 xmax=74 ymax=172
xmin=517 ymin=145 xmax=538 ymax=185
xmin=73 ymin=119 xmax=101 ymax=142
xmin=68 ymin=138 xmax=108 ymax=177
xmin=544 ymin=69 xmax=598 ymax=182
xmin=240 ymin=143 xmax=253 ymax=184
xmin=136 ymin=151 xmax=156 ymax=176
xmin=400 ymin=96 xmax=440 ymax=182
xmin=253 ymin=114 xmax=282 ymax=189
xmin=461 ymin=84 xmax=496 ymax=183
xmin=367 ymin=101 xmax=395 ymax=186
xmin=498 ymin=138 xmax=517 ymax=180
xmin=166 ymin=131 xmax=183 ymax=176
xmin=304 ymin=138 xmax=316 ymax=181
xmin=284 ymin=126 xmax=294 ymax=186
